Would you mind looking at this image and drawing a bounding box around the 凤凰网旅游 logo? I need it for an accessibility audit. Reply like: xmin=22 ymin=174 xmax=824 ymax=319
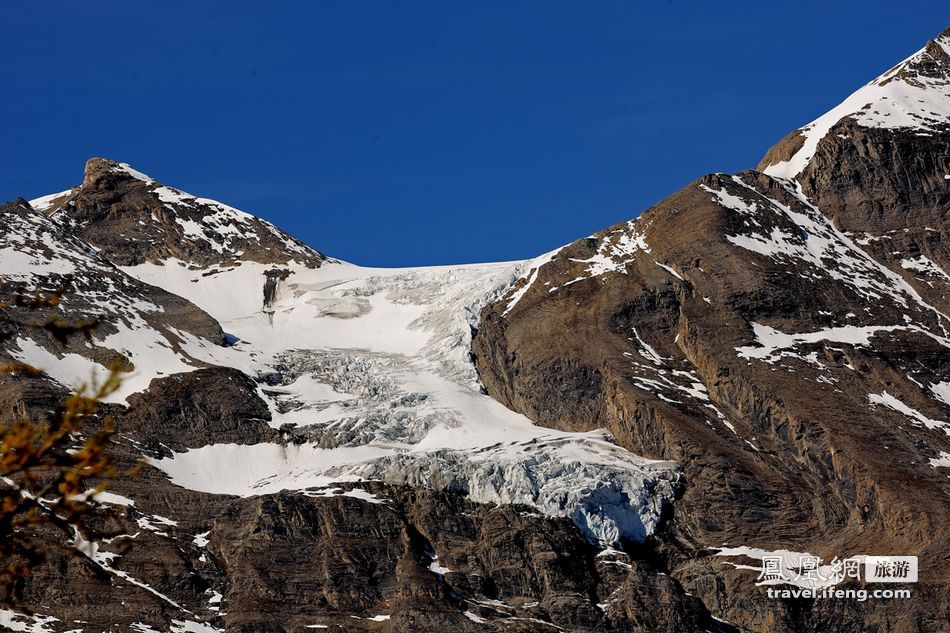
xmin=715 ymin=548 xmax=917 ymax=600
xmin=756 ymin=554 xmax=917 ymax=585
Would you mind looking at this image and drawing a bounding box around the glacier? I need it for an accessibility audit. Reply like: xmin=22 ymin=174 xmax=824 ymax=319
xmin=116 ymin=252 xmax=678 ymax=544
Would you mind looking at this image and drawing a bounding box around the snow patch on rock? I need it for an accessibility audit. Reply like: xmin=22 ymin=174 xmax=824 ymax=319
xmin=868 ymin=391 xmax=950 ymax=436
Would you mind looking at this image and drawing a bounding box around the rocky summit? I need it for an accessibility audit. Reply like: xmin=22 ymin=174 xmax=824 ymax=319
xmin=1 ymin=26 xmax=949 ymax=633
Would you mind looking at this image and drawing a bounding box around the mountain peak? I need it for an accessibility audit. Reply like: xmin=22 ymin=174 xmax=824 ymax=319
xmin=876 ymin=27 xmax=950 ymax=87
xmin=82 ymin=157 xmax=155 ymax=188
xmin=759 ymin=26 xmax=950 ymax=179
xmin=33 ymin=158 xmax=326 ymax=269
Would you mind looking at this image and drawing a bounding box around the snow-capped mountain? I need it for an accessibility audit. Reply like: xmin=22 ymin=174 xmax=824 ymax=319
xmin=15 ymin=159 xmax=682 ymax=547
xmin=2 ymin=26 xmax=950 ymax=633
xmin=4 ymin=160 xmax=689 ymax=632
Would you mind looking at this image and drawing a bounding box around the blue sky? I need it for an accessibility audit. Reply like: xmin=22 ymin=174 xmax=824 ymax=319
xmin=3 ymin=2 xmax=949 ymax=266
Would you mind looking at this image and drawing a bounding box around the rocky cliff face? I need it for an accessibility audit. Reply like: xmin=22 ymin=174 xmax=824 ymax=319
xmin=472 ymin=27 xmax=950 ymax=633
xmin=1 ymin=26 xmax=949 ymax=633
